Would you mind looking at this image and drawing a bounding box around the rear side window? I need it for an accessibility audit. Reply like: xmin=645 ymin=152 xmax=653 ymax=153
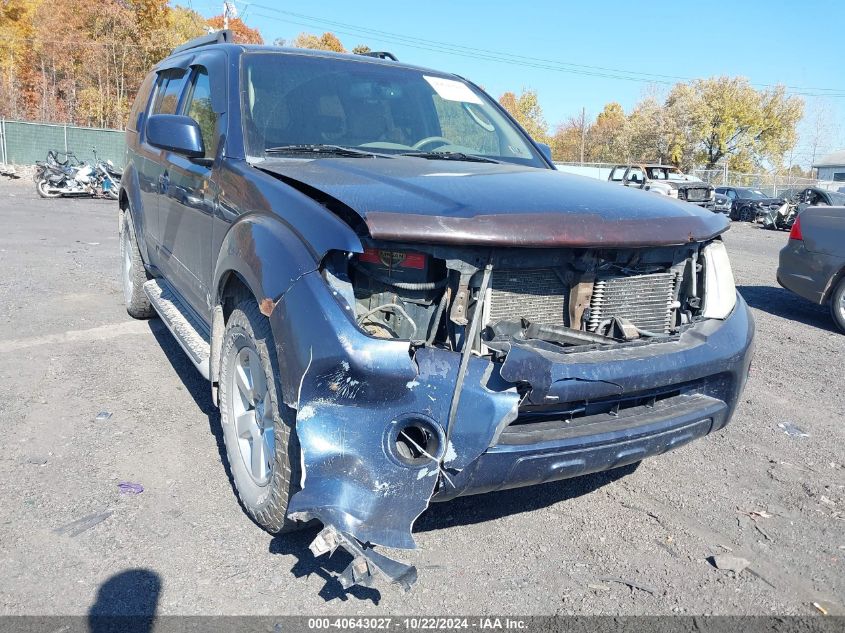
xmin=183 ymin=67 xmax=218 ymax=160
xmin=152 ymin=71 xmax=187 ymax=115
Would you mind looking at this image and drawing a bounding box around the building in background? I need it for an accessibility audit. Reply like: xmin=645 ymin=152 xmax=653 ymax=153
xmin=813 ymin=150 xmax=845 ymax=183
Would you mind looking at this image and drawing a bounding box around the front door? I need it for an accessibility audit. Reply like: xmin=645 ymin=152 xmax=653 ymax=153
xmin=158 ymin=65 xmax=221 ymax=319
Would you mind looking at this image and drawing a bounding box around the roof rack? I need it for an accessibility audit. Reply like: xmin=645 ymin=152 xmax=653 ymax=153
xmin=359 ymin=51 xmax=398 ymax=61
xmin=171 ymin=29 xmax=233 ymax=56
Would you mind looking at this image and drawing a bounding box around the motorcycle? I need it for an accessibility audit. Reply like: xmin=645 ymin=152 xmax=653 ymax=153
xmin=92 ymin=147 xmax=121 ymax=200
xmin=34 ymin=148 xmax=120 ymax=200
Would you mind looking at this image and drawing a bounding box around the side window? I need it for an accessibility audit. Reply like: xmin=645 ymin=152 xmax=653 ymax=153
xmin=183 ymin=67 xmax=218 ymax=160
xmin=609 ymin=166 xmax=625 ymax=181
xmin=151 ymin=71 xmax=187 ymax=115
xmin=726 ymin=189 xmax=737 ymax=200
xmin=627 ymin=167 xmax=645 ymax=183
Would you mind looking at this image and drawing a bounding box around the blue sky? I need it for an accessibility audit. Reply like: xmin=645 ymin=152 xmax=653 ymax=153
xmin=184 ymin=0 xmax=845 ymax=165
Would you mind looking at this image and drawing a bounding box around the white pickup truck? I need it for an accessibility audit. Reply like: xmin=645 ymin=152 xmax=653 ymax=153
xmin=608 ymin=163 xmax=715 ymax=210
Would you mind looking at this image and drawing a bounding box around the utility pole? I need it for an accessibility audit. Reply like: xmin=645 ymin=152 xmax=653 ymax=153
xmin=223 ymin=1 xmax=237 ymax=29
xmin=580 ymin=107 xmax=586 ymax=165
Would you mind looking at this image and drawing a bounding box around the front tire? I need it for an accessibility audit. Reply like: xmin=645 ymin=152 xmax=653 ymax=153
xmin=829 ymin=277 xmax=845 ymax=334
xmin=120 ymin=213 xmax=154 ymax=319
xmin=219 ymin=300 xmax=302 ymax=533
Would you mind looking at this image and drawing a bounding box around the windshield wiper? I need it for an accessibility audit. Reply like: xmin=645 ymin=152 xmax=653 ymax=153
xmin=264 ymin=144 xmax=393 ymax=158
xmin=399 ymin=151 xmax=500 ymax=164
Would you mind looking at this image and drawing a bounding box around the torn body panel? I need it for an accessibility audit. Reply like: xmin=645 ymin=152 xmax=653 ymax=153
xmin=270 ymin=271 xmax=518 ymax=553
xmin=266 ymin=235 xmax=753 ymax=592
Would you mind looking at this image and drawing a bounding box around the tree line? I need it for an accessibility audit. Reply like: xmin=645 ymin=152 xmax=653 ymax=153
xmin=0 ymin=9 xmax=805 ymax=172
xmin=0 ymin=0 xmax=260 ymax=129
xmin=501 ymin=80 xmax=804 ymax=173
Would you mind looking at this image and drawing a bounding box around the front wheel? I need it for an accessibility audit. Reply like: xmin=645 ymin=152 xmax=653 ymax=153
xmin=219 ymin=300 xmax=303 ymax=533
xmin=36 ymin=179 xmax=61 ymax=198
xmin=829 ymin=277 xmax=845 ymax=334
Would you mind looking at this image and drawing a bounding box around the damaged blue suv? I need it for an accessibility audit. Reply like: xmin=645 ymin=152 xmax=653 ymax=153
xmin=119 ymin=31 xmax=754 ymax=590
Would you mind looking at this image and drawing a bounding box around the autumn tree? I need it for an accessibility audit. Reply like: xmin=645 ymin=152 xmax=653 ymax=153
xmin=352 ymin=45 xmax=372 ymax=55
xmin=498 ymin=89 xmax=548 ymax=142
xmin=290 ymin=31 xmax=346 ymax=52
xmin=586 ymin=102 xmax=626 ymax=162
xmin=550 ymin=113 xmax=586 ymax=162
xmin=626 ymin=98 xmax=670 ymax=163
xmin=206 ymin=16 xmax=263 ymax=44
xmin=0 ymin=0 xmax=41 ymax=118
xmin=668 ymin=77 xmax=803 ymax=170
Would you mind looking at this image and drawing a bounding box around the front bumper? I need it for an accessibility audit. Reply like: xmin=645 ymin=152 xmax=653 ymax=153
xmin=436 ymin=296 xmax=754 ymax=500
xmin=269 ymin=272 xmax=754 ymax=587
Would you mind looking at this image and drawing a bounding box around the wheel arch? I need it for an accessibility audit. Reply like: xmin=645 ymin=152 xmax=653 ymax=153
xmin=821 ymin=264 xmax=845 ymax=305
xmin=117 ymin=163 xmax=152 ymax=263
xmin=209 ymin=214 xmax=333 ymax=405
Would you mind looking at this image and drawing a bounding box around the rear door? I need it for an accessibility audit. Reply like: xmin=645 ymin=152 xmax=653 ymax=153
xmin=157 ymin=55 xmax=226 ymax=319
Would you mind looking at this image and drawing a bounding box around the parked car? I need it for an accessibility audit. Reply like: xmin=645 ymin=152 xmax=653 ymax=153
xmin=778 ymin=186 xmax=845 ymax=209
xmin=119 ymin=31 xmax=754 ymax=590
xmin=608 ymin=163 xmax=716 ymax=209
xmin=777 ymin=206 xmax=845 ymax=333
xmin=714 ymin=186 xmax=785 ymax=222
xmin=713 ymin=191 xmax=732 ymax=214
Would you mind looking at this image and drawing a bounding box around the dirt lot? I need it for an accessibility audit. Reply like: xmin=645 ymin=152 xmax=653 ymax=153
xmin=0 ymin=177 xmax=842 ymax=616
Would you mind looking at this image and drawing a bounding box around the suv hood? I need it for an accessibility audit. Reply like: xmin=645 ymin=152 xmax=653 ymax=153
xmin=258 ymin=158 xmax=728 ymax=247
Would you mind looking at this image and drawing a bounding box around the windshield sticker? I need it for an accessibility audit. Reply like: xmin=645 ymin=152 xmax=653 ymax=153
xmin=424 ymin=76 xmax=482 ymax=104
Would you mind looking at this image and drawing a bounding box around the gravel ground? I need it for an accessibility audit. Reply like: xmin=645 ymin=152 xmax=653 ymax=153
xmin=0 ymin=177 xmax=842 ymax=617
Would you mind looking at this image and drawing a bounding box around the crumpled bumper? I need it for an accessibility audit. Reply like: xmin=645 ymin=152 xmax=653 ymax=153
xmin=268 ymin=271 xmax=754 ymax=590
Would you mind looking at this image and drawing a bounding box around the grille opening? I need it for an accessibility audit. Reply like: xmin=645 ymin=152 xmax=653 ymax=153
xmin=511 ymin=386 xmax=684 ymax=427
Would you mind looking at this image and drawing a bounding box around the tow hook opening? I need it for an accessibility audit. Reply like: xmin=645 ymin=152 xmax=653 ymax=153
xmin=391 ymin=418 xmax=443 ymax=467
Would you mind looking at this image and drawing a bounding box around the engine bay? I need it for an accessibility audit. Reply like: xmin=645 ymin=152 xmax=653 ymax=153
xmin=322 ymin=239 xmax=713 ymax=354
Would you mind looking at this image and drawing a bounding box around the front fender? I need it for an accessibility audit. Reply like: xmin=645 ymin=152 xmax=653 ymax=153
xmin=212 ymin=213 xmax=321 ymax=312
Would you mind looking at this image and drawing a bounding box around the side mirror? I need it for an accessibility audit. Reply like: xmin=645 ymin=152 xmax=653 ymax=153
xmin=146 ymin=114 xmax=205 ymax=159
xmin=536 ymin=142 xmax=553 ymax=163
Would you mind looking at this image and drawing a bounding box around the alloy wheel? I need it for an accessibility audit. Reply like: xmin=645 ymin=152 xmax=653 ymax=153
xmin=229 ymin=346 xmax=275 ymax=486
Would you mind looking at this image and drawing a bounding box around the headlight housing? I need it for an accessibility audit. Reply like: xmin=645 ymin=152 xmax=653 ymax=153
xmin=701 ymin=240 xmax=737 ymax=319
xmin=668 ymin=188 xmax=679 ymax=198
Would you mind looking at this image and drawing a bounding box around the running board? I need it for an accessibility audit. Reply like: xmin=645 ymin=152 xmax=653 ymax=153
xmin=144 ymin=279 xmax=211 ymax=380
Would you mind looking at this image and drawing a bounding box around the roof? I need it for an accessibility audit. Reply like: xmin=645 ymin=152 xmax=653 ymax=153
xmin=164 ymin=38 xmax=451 ymax=78
xmin=813 ymin=149 xmax=845 ymax=168
xmin=237 ymin=44 xmax=448 ymax=76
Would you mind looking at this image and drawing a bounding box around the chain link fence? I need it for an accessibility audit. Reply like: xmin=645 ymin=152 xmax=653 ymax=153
xmin=0 ymin=119 xmax=125 ymax=167
xmin=553 ymin=161 xmax=840 ymax=196
xmin=689 ymin=169 xmax=839 ymax=196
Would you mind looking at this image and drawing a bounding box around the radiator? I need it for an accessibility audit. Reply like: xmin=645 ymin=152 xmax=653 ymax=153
xmin=488 ymin=269 xmax=567 ymax=326
xmin=587 ymin=272 xmax=678 ymax=334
